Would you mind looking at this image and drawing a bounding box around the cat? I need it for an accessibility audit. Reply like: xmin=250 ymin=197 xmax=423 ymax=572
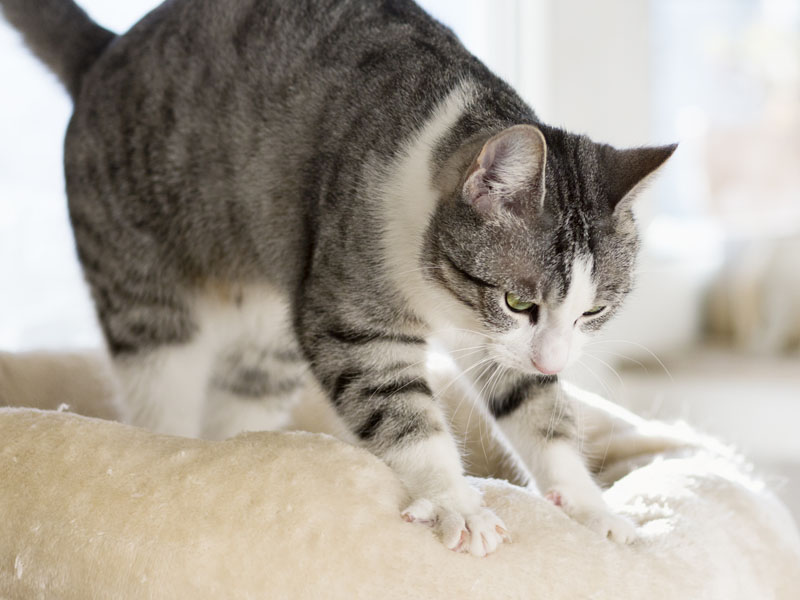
xmin=2 ymin=0 xmax=675 ymax=556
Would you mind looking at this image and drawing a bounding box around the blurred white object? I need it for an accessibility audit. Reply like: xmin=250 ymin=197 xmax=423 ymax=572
xmin=707 ymin=233 xmax=800 ymax=354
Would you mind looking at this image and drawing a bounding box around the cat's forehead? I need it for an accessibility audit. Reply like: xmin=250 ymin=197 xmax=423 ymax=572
xmin=489 ymin=221 xmax=591 ymax=301
xmin=519 ymin=254 xmax=589 ymax=303
xmin=542 ymin=129 xmax=599 ymax=176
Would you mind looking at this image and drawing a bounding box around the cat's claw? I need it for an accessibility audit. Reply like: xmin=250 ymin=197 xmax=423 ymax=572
xmin=546 ymin=487 xmax=637 ymax=544
xmin=402 ymin=497 xmax=509 ymax=557
xmin=580 ymin=509 xmax=637 ymax=544
xmin=544 ymin=489 xmax=564 ymax=506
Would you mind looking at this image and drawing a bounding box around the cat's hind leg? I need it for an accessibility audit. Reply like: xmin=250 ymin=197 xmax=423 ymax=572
xmin=113 ymin=339 xmax=214 ymax=437
xmin=99 ymin=288 xmax=215 ymax=437
xmin=202 ymin=342 xmax=307 ymax=440
xmin=73 ymin=205 xmax=216 ymax=437
xmin=199 ymin=285 xmax=307 ymax=440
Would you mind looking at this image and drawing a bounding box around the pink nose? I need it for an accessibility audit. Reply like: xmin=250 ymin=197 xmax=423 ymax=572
xmin=532 ymin=335 xmax=569 ymax=375
xmin=532 ymin=360 xmax=563 ymax=375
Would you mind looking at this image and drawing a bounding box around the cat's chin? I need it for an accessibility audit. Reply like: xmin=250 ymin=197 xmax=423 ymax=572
xmin=529 ymin=364 xmax=562 ymax=377
xmin=530 ymin=353 xmax=582 ymax=377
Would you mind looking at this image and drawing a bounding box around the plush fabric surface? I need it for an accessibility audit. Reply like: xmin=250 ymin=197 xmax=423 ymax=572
xmin=1 ymin=353 xmax=799 ymax=599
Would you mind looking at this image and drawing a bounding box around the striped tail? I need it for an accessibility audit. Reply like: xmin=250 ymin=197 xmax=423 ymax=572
xmin=0 ymin=0 xmax=115 ymax=98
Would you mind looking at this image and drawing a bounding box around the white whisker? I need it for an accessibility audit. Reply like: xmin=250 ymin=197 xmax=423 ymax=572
xmin=581 ymin=352 xmax=625 ymax=391
xmin=584 ymin=339 xmax=674 ymax=382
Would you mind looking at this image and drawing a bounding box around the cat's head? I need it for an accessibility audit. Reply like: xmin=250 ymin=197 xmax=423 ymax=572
xmin=426 ymin=124 xmax=675 ymax=375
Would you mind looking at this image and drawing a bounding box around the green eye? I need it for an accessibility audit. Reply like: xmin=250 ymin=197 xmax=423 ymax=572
xmin=583 ymin=305 xmax=606 ymax=317
xmin=505 ymin=292 xmax=535 ymax=312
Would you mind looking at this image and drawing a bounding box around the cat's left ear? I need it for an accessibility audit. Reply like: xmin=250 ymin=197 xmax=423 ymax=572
xmin=462 ymin=125 xmax=547 ymax=216
xmin=600 ymin=143 xmax=678 ymax=211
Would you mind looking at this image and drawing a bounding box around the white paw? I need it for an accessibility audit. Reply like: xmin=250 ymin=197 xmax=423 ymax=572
xmin=402 ymin=496 xmax=511 ymax=557
xmin=545 ymin=488 xmax=636 ymax=544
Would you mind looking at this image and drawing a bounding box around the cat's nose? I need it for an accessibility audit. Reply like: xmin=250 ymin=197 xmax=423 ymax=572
xmin=531 ymin=335 xmax=569 ymax=374
xmin=531 ymin=360 xmax=562 ymax=375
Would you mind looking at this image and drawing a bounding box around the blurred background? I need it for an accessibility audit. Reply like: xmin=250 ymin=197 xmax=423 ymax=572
xmin=1 ymin=1 xmax=798 ymax=518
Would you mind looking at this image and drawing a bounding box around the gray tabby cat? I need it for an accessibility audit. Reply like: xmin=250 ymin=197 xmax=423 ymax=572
xmin=2 ymin=0 xmax=675 ymax=556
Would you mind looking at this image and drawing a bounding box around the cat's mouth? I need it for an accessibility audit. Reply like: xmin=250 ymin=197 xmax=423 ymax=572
xmin=486 ymin=343 xmax=533 ymax=374
xmin=487 ymin=342 xmax=572 ymax=377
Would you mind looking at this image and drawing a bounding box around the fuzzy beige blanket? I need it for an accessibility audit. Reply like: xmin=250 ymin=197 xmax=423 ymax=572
xmin=1 ymin=351 xmax=799 ymax=599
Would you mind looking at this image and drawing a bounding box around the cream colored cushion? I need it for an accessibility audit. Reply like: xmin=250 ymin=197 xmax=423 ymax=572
xmin=1 ymin=351 xmax=799 ymax=598
xmin=1 ymin=406 xmax=798 ymax=599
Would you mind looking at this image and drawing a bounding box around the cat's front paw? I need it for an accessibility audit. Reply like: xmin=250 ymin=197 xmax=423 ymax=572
xmin=545 ymin=488 xmax=636 ymax=544
xmin=402 ymin=496 xmax=510 ymax=557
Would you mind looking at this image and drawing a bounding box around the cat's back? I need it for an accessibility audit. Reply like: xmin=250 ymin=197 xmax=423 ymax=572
xmin=62 ymin=0 xmax=505 ymax=283
xmin=68 ymin=0 xmax=479 ymax=163
xmin=72 ymin=0 xmax=466 ymax=132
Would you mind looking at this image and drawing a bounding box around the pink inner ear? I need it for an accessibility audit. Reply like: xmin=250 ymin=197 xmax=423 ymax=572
xmin=463 ymin=141 xmax=503 ymax=212
xmin=464 ymin=165 xmax=493 ymax=213
xmin=462 ymin=125 xmax=547 ymax=215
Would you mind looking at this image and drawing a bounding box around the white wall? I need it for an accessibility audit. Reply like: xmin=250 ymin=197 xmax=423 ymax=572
xmin=542 ymin=0 xmax=653 ymax=146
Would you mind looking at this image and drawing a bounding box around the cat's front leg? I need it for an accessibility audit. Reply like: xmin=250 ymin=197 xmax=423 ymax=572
xmin=490 ymin=375 xmax=636 ymax=543
xmin=301 ymin=322 xmax=509 ymax=556
xmin=392 ymin=433 xmax=511 ymax=556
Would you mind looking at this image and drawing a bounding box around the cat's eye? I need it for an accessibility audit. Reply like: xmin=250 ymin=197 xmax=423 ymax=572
xmin=505 ymin=292 xmax=535 ymax=312
xmin=582 ymin=305 xmax=606 ymax=317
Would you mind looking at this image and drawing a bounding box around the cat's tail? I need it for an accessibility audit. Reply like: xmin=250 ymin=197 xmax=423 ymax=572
xmin=0 ymin=0 xmax=115 ymax=98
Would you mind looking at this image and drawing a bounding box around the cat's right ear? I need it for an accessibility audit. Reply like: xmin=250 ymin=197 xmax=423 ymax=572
xmin=462 ymin=125 xmax=547 ymax=216
xmin=600 ymin=143 xmax=678 ymax=212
